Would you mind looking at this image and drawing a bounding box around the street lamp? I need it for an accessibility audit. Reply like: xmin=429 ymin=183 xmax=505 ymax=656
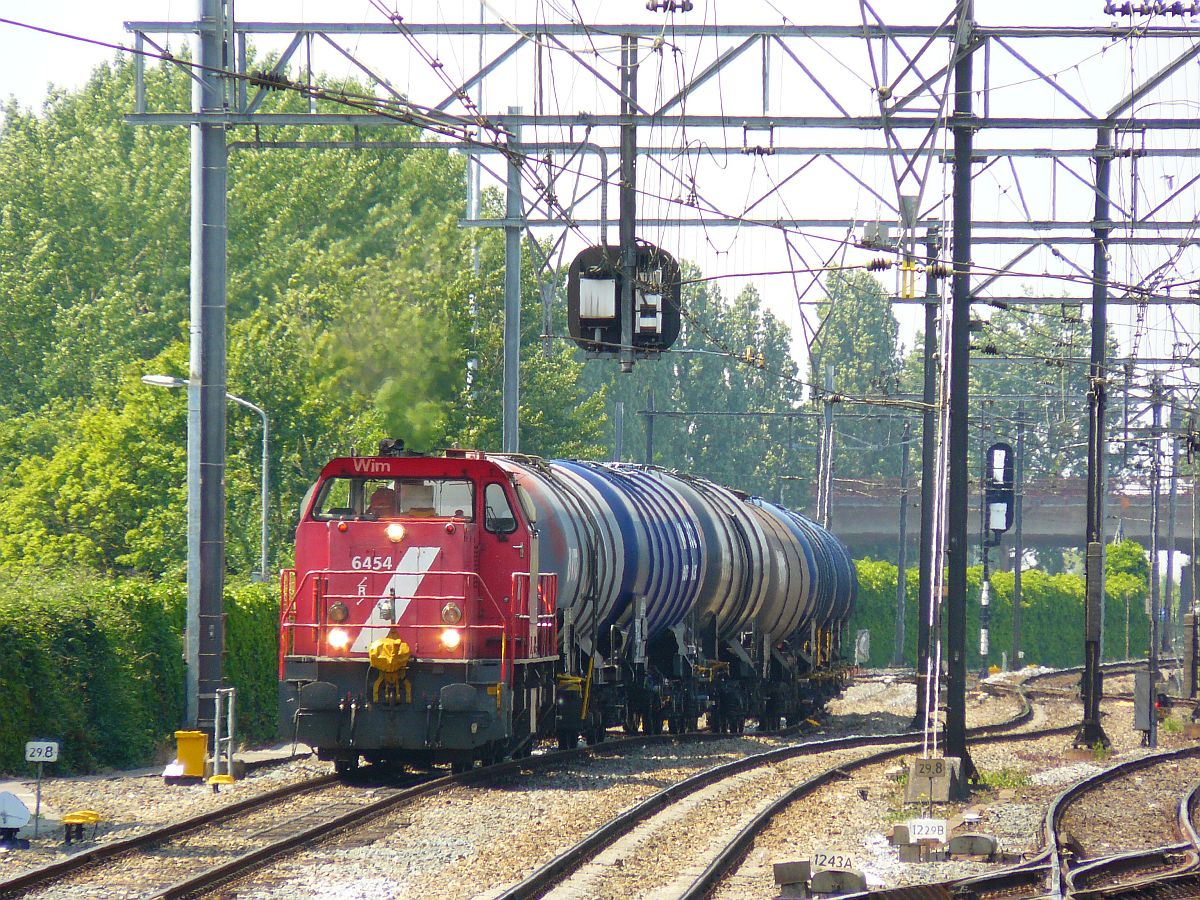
xmin=142 ymin=375 xmax=270 ymax=580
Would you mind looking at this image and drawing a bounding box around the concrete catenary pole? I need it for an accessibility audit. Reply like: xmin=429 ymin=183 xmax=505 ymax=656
xmin=645 ymin=387 xmax=655 ymax=465
xmin=893 ymin=421 xmax=912 ymax=667
xmin=914 ymin=226 xmax=941 ymax=729
xmin=619 ymin=35 xmax=638 ymax=375
xmin=1149 ymin=377 xmax=1163 ymax=748
xmin=502 ymin=108 xmax=523 ymax=453
xmin=190 ymin=0 xmax=229 ymax=733
xmin=945 ymin=0 xmax=977 ymax=782
xmin=1079 ymin=127 xmax=1113 ymax=749
xmin=1012 ymin=401 xmax=1025 ymax=669
xmin=1166 ymin=403 xmax=1179 ymax=651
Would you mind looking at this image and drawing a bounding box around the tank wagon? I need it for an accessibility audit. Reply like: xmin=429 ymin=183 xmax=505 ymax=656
xmin=279 ymin=443 xmax=857 ymax=773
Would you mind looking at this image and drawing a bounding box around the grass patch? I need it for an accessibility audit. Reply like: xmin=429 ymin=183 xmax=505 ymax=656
xmin=977 ymin=767 xmax=1030 ymax=790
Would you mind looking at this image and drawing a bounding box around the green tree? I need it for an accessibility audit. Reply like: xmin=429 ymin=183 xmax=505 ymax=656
xmin=809 ymin=270 xmax=904 ymax=480
xmin=580 ymin=274 xmax=809 ymax=502
xmin=0 ymin=54 xmax=609 ymax=576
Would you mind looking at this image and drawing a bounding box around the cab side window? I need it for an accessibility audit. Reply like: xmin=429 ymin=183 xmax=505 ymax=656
xmin=483 ymin=483 xmax=517 ymax=534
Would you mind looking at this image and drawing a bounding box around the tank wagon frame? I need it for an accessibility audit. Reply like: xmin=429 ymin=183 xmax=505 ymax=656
xmin=279 ymin=446 xmax=857 ymax=772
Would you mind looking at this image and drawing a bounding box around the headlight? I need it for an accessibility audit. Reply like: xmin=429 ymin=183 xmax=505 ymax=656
xmin=328 ymin=601 xmax=349 ymax=623
xmin=327 ymin=628 xmax=351 ymax=651
xmin=385 ymin=523 xmax=406 ymax=543
xmin=440 ymin=628 xmax=462 ymax=650
xmin=441 ymin=601 xmax=463 ymax=625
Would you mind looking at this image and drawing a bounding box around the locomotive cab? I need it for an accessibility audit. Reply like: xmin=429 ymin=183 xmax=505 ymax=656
xmin=279 ymin=452 xmax=558 ymax=772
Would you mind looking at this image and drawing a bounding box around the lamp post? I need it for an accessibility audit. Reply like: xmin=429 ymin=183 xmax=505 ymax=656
xmin=142 ymin=375 xmax=270 ymax=581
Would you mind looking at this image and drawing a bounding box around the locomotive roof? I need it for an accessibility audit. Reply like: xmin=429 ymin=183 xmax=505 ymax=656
xmin=318 ymin=453 xmax=505 ymax=481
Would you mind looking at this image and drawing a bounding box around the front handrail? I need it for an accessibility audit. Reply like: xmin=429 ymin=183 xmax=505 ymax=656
xmin=279 ymin=567 xmax=556 ymax=680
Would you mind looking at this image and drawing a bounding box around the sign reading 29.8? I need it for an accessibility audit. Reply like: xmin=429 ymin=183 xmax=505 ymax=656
xmin=25 ymin=741 xmax=60 ymax=763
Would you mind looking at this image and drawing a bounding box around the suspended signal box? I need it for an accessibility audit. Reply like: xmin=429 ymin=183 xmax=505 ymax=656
xmin=567 ymin=243 xmax=682 ymax=356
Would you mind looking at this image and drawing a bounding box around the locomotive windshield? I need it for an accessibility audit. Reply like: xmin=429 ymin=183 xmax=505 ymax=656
xmin=312 ymin=477 xmax=474 ymax=521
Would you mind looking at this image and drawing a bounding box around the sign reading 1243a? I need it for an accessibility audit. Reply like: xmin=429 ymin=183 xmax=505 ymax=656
xmin=25 ymin=741 xmax=59 ymax=763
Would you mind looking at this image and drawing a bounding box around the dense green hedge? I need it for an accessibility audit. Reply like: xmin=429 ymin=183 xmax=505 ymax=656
xmin=849 ymin=541 xmax=1152 ymax=669
xmin=0 ymin=575 xmax=278 ymax=774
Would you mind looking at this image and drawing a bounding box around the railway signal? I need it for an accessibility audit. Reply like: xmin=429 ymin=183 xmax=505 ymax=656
xmin=566 ymin=242 xmax=682 ymax=358
xmin=983 ymin=442 xmax=1015 ymax=547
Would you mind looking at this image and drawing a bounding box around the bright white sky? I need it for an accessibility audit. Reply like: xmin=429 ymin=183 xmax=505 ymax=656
xmin=1 ymin=1 xmax=1198 ymax=384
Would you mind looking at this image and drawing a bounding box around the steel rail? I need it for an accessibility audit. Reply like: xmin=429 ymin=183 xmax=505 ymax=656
xmin=1048 ymin=744 xmax=1200 ymax=897
xmin=833 ymin=726 xmax=1200 ymax=899
xmin=494 ymin=730 xmax=924 ymax=900
xmin=0 ymin=770 xmax=340 ymax=898
xmin=0 ymin=695 xmax=829 ymax=899
xmin=497 ymin=690 xmax=1037 ymax=900
xmin=1064 ymin=774 xmax=1200 ymax=898
xmin=139 ymin=723 xmax=826 ymax=900
xmin=681 ymin=699 xmax=1068 ymax=900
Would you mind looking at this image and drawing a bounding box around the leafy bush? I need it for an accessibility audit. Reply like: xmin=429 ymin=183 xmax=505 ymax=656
xmin=0 ymin=574 xmax=277 ymax=774
xmin=848 ymin=541 xmax=1151 ymax=669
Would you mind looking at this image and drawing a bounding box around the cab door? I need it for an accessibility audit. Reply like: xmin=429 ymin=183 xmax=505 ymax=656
xmin=477 ymin=480 xmax=534 ymax=657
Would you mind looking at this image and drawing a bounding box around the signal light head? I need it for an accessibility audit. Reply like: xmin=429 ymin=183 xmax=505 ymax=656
xmin=440 ymin=628 xmax=462 ymax=650
xmin=386 ymin=523 xmax=406 ymax=543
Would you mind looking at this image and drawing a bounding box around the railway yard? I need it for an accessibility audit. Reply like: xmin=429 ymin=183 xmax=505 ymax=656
xmin=3 ymin=7 xmax=1200 ymax=899
xmin=2 ymin=666 xmax=1198 ymax=899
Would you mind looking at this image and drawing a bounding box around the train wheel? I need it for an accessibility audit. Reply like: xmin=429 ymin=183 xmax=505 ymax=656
xmin=624 ymin=710 xmax=640 ymax=734
xmin=451 ymin=759 xmax=473 ymax=774
xmin=557 ymin=730 xmax=578 ymax=750
xmin=667 ymin=716 xmax=683 ymax=735
xmin=334 ymin=756 xmax=360 ymax=777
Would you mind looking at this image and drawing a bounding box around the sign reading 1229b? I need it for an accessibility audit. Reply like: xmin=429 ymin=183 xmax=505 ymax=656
xmin=25 ymin=741 xmax=59 ymax=763
xmin=907 ymin=818 xmax=947 ymax=842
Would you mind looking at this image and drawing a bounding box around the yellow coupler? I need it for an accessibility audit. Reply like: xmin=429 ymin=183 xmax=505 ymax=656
xmin=370 ymin=633 xmax=413 ymax=704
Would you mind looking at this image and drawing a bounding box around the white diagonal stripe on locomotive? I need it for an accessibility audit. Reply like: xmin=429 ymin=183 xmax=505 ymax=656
xmin=349 ymin=546 xmax=440 ymax=653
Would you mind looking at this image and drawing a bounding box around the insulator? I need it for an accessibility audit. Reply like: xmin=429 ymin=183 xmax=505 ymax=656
xmin=924 ymin=262 xmax=952 ymax=279
xmin=866 ymin=258 xmax=892 ymax=272
xmin=251 ymin=70 xmax=295 ymax=91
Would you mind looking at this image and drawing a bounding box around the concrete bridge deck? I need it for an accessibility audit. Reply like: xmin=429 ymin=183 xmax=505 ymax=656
xmin=823 ymin=476 xmax=1194 ymax=556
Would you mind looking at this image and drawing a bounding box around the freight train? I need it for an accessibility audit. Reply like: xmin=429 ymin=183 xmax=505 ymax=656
xmin=278 ymin=442 xmax=858 ymax=773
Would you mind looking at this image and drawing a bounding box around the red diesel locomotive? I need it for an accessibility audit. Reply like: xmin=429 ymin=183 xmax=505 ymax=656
xmin=279 ymin=442 xmax=857 ymax=773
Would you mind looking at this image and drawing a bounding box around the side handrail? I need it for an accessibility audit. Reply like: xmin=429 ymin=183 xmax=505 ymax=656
xmin=512 ymin=572 xmax=559 ymax=658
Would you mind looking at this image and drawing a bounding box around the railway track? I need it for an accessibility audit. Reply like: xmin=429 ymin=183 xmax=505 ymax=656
xmin=1054 ymin=749 xmax=1200 ymax=898
xmin=830 ymin=730 xmax=1200 ymax=899
xmin=0 ymin=719 xmax=829 ymax=900
xmin=487 ymin=690 xmax=1039 ymax=899
xmin=0 ymin=770 xmax=339 ymax=899
xmin=1017 ymin=658 xmax=1195 ymax=711
xmin=5 ymin=664 xmax=1151 ymax=899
